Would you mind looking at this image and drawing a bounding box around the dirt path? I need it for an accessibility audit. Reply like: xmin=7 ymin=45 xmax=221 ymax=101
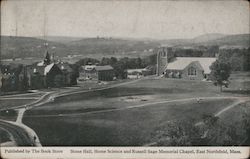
xmin=214 ymin=98 xmax=247 ymax=116
xmin=16 ymin=108 xmax=25 ymax=123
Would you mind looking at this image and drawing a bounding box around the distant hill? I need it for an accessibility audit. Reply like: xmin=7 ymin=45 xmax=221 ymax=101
xmin=68 ymin=37 xmax=160 ymax=55
xmin=36 ymin=36 xmax=83 ymax=44
xmin=200 ymin=34 xmax=250 ymax=47
xmin=0 ymin=36 xmax=160 ymax=59
xmin=0 ymin=36 xmax=71 ymax=59
xmin=1 ymin=33 xmax=249 ymax=60
xmin=192 ymin=33 xmax=226 ymax=43
xmin=160 ymin=33 xmax=249 ymax=47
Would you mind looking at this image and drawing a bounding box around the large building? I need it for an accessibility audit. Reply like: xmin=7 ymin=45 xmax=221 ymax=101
xmin=79 ymin=65 xmax=115 ymax=81
xmin=156 ymin=47 xmax=217 ymax=80
xmin=27 ymin=63 xmax=63 ymax=88
xmin=165 ymin=57 xmax=216 ymax=80
xmin=26 ymin=52 xmax=77 ymax=89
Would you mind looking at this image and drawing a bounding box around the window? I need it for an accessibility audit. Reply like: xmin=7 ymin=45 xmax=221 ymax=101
xmin=188 ymin=67 xmax=196 ymax=76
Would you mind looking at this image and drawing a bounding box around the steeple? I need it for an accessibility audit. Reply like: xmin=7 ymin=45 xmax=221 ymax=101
xmin=44 ymin=51 xmax=51 ymax=65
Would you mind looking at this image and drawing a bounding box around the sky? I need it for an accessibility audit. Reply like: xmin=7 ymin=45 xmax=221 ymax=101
xmin=1 ymin=0 xmax=249 ymax=39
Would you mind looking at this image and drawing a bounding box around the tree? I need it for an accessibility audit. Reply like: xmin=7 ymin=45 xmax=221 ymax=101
xmin=75 ymin=58 xmax=100 ymax=66
xmin=210 ymin=60 xmax=231 ymax=92
xmin=151 ymin=120 xmax=203 ymax=146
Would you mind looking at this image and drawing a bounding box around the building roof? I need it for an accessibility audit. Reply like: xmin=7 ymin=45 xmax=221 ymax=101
xmin=95 ymin=65 xmax=114 ymax=71
xmin=166 ymin=57 xmax=216 ymax=74
xmin=186 ymin=61 xmax=204 ymax=71
xmin=37 ymin=61 xmax=45 ymax=66
xmin=44 ymin=63 xmax=55 ymax=75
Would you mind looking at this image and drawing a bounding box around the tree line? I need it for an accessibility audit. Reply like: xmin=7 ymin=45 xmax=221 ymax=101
xmin=218 ymin=48 xmax=250 ymax=71
xmin=75 ymin=54 xmax=157 ymax=79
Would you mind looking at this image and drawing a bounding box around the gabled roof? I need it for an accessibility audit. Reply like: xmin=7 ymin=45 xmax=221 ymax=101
xmin=44 ymin=63 xmax=55 ymax=75
xmin=185 ymin=61 xmax=204 ymax=71
xmin=166 ymin=57 xmax=216 ymax=74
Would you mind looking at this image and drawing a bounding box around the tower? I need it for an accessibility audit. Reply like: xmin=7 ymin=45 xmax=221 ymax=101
xmin=156 ymin=47 xmax=167 ymax=76
xmin=44 ymin=51 xmax=51 ymax=65
xmin=156 ymin=47 xmax=173 ymax=76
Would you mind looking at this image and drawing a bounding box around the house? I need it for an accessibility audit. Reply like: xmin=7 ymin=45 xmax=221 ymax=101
xmin=79 ymin=65 xmax=114 ymax=81
xmin=27 ymin=63 xmax=63 ymax=88
xmin=95 ymin=65 xmax=115 ymax=81
xmin=165 ymin=57 xmax=216 ymax=80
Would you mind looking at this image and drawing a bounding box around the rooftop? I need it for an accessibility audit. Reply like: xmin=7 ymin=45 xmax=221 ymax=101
xmin=95 ymin=65 xmax=114 ymax=71
xmin=166 ymin=57 xmax=216 ymax=74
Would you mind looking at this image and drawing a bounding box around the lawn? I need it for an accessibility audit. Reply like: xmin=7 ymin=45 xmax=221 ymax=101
xmin=22 ymin=72 xmax=249 ymax=146
xmin=25 ymin=78 xmax=221 ymax=115
xmin=0 ymin=109 xmax=18 ymax=121
xmin=216 ymin=101 xmax=250 ymax=145
xmin=23 ymin=98 xmax=235 ymax=146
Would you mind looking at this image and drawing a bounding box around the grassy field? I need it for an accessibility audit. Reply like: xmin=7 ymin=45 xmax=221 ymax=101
xmin=23 ymin=98 xmax=235 ymax=146
xmin=217 ymin=101 xmax=250 ymax=145
xmin=22 ymin=72 xmax=250 ymax=146
xmin=25 ymin=78 xmax=221 ymax=115
xmin=0 ymin=109 xmax=17 ymax=121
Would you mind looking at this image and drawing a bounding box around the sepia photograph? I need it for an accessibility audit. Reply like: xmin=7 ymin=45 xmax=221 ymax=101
xmin=0 ymin=0 xmax=249 ymax=157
